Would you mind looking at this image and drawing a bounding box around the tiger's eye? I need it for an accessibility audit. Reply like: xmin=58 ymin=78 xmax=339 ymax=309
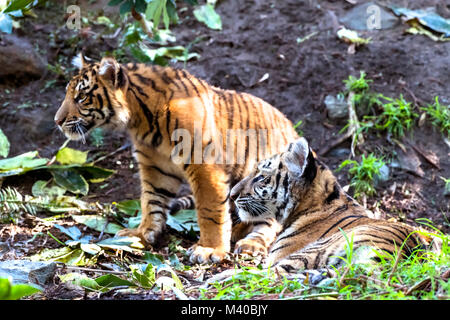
xmin=252 ymin=175 xmax=264 ymax=184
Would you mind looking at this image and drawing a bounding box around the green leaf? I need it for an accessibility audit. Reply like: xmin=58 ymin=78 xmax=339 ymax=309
xmin=97 ymin=236 xmax=144 ymax=252
xmin=59 ymin=273 xmax=103 ymax=292
xmin=0 ymin=278 xmax=41 ymax=300
xmin=138 ymin=44 xmax=200 ymax=63
xmin=145 ymin=0 xmax=167 ymax=30
xmin=3 ymin=0 xmax=33 ymax=13
xmin=108 ymin=0 xmax=124 ymax=6
xmin=134 ymin=0 xmax=147 ymax=13
xmin=116 ymin=199 xmax=141 ymax=216
xmin=119 ymin=0 xmax=133 ymax=15
xmin=166 ymin=209 xmax=199 ymax=235
xmin=51 ymin=169 xmax=89 ymax=195
xmin=143 ymin=252 xmax=165 ymax=266
xmin=31 ymin=247 xmax=96 ymax=266
xmin=54 ymin=224 xmax=82 ymax=241
xmin=31 ymin=180 xmax=66 ymax=197
xmin=72 ymin=215 xmax=123 ymax=235
xmin=193 ymin=4 xmax=222 ymax=30
xmin=95 ymin=274 xmax=135 ymax=288
xmin=56 ymin=147 xmax=88 ymax=165
xmin=0 ymin=151 xmax=48 ymax=175
xmin=75 ymin=166 xmax=115 ymax=183
xmin=0 ymin=128 xmax=10 ymax=158
xmin=130 ymin=263 xmax=155 ymax=288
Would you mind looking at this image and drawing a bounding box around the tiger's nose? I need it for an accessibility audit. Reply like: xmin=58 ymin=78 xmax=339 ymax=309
xmin=230 ymin=184 xmax=242 ymax=201
xmin=54 ymin=116 xmax=66 ymax=126
xmin=230 ymin=189 xmax=240 ymax=202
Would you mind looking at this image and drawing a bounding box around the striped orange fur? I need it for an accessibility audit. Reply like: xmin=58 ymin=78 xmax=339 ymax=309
xmin=54 ymin=54 xmax=299 ymax=263
xmin=230 ymin=137 xmax=441 ymax=273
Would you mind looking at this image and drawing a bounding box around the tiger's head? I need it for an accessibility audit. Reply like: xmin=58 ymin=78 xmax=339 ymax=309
xmin=230 ymin=137 xmax=318 ymax=224
xmin=54 ymin=54 xmax=130 ymax=141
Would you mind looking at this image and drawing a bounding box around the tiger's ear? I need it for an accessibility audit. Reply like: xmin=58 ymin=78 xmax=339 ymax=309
xmin=99 ymin=57 xmax=126 ymax=89
xmin=284 ymin=137 xmax=310 ymax=179
xmin=72 ymin=52 xmax=86 ymax=70
xmin=72 ymin=53 xmax=93 ymax=70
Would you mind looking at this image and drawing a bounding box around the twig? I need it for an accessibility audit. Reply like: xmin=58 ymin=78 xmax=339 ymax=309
xmin=319 ymin=91 xmax=363 ymax=157
xmin=62 ymin=266 xmax=128 ymax=275
xmin=404 ymin=278 xmax=431 ymax=296
xmin=281 ymin=291 xmax=339 ymax=300
xmin=409 ymin=144 xmax=441 ymax=169
xmin=338 ymin=265 xmax=351 ymax=287
xmin=91 ymin=143 xmax=131 ymax=165
xmin=131 ymin=7 xmax=153 ymax=39
xmin=357 ymin=275 xmax=405 ymax=290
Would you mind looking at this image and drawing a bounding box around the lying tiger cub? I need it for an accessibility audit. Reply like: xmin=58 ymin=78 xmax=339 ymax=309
xmin=230 ymin=137 xmax=441 ymax=273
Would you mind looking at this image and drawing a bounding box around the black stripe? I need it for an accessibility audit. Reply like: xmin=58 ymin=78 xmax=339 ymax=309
xmin=128 ymin=78 xmax=149 ymax=98
xmin=162 ymin=70 xmax=181 ymax=90
xmin=270 ymin=243 xmax=292 ymax=254
xmin=175 ymin=70 xmax=189 ymax=95
xmin=319 ymin=215 xmax=365 ymax=239
xmin=96 ymin=93 xmax=103 ymax=109
xmin=134 ymin=73 xmax=165 ymax=94
xmin=151 ymin=110 xmax=163 ymax=147
xmin=130 ymin=88 xmax=154 ymax=133
xmin=181 ymin=70 xmax=201 ymax=97
xmin=143 ymin=164 xmax=183 ymax=183
xmin=144 ymin=180 xmax=177 ymax=198
xmin=199 ymin=215 xmax=223 ymax=225
xmin=147 ymin=199 xmax=169 ymax=209
xmin=165 ymin=109 xmax=171 ymax=138
xmin=102 ymin=87 xmax=115 ymax=123
xmin=117 ymin=67 xmax=126 ymax=88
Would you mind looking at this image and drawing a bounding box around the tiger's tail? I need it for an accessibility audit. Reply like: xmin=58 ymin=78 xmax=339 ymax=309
xmin=168 ymin=195 xmax=195 ymax=215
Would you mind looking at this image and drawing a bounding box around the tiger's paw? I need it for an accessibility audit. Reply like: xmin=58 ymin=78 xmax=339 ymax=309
xmin=187 ymin=244 xmax=228 ymax=264
xmin=116 ymin=228 xmax=159 ymax=247
xmin=234 ymin=239 xmax=268 ymax=257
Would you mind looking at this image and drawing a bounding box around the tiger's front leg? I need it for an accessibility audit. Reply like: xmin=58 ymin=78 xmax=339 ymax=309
xmin=233 ymin=218 xmax=281 ymax=257
xmin=186 ymin=165 xmax=232 ymax=264
xmin=117 ymin=150 xmax=182 ymax=246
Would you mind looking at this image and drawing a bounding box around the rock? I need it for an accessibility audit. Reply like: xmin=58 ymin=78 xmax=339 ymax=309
xmin=374 ymin=163 xmax=390 ymax=186
xmin=0 ymin=34 xmax=47 ymax=80
xmin=0 ymin=260 xmax=56 ymax=286
xmin=325 ymin=94 xmax=348 ymax=120
xmin=328 ymin=148 xmax=350 ymax=157
xmin=390 ymin=147 xmax=424 ymax=177
xmin=340 ymin=2 xmax=399 ymax=31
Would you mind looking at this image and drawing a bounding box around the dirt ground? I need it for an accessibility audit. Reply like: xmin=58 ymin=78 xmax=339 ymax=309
xmin=0 ymin=0 xmax=449 ymax=299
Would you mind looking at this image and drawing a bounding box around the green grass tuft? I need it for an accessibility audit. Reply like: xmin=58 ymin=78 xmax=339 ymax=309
xmin=337 ymin=153 xmax=386 ymax=199
xmin=421 ymin=96 xmax=450 ymax=137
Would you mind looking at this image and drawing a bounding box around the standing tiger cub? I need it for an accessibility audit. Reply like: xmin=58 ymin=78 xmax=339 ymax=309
xmin=230 ymin=137 xmax=441 ymax=272
xmin=54 ymin=54 xmax=299 ymax=264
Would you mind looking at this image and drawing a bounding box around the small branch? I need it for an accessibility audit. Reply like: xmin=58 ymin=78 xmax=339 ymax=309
xmin=131 ymin=7 xmax=153 ymax=39
xmin=91 ymin=143 xmax=131 ymax=165
xmin=319 ymin=91 xmax=363 ymax=157
xmin=62 ymin=266 xmax=128 ymax=275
